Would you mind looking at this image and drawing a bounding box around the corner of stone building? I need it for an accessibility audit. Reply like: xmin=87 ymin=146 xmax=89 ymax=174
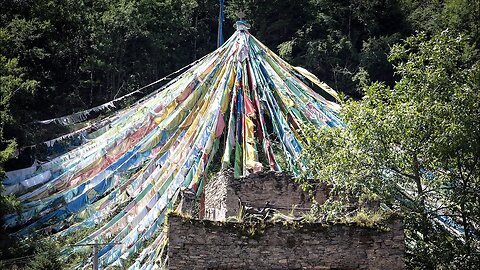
xmin=171 ymin=170 xmax=406 ymax=270
xmin=203 ymin=170 xmax=330 ymax=221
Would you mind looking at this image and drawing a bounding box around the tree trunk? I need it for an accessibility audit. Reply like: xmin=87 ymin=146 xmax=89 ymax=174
xmin=413 ymin=153 xmax=429 ymax=239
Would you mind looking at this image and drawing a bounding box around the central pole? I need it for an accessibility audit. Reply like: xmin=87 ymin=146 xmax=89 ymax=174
xmin=217 ymin=0 xmax=225 ymax=48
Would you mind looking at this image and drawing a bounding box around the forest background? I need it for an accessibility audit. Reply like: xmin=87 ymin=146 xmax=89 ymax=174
xmin=0 ymin=0 xmax=479 ymax=269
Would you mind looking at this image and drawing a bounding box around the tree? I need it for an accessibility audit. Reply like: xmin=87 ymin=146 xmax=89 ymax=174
xmin=400 ymin=0 xmax=480 ymax=45
xmin=25 ymin=240 xmax=62 ymax=270
xmin=301 ymin=30 xmax=480 ymax=269
xmin=275 ymin=0 xmax=408 ymax=97
xmin=0 ymin=0 xmax=209 ymax=155
xmin=0 ymin=55 xmax=36 ymax=222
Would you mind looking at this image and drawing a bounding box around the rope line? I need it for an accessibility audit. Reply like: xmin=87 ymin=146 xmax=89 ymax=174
xmin=34 ymin=55 xmax=210 ymax=126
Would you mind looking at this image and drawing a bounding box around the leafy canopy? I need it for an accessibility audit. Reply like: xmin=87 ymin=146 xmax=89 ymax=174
xmin=301 ymin=30 xmax=480 ymax=269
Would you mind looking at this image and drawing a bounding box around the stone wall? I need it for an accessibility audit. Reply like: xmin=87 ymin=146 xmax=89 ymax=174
xmin=178 ymin=188 xmax=197 ymax=216
xmin=204 ymin=170 xmax=328 ymax=221
xmin=167 ymin=214 xmax=405 ymax=270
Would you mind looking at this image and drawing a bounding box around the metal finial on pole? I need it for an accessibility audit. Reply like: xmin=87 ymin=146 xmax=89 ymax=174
xmin=236 ymin=10 xmax=245 ymax=21
xmin=233 ymin=10 xmax=250 ymax=32
xmin=217 ymin=0 xmax=225 ymax=48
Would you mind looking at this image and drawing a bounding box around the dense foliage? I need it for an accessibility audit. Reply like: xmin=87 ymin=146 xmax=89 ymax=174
xmin=226 ymin=0 xmax=479 ymax=97
xmin=0 ymin=0 xmax=222 ymax=148
xmin=0 ymin=0 xmax=479 ymax=268
xmin=301 ymin=31 xmax=479 ymax=268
